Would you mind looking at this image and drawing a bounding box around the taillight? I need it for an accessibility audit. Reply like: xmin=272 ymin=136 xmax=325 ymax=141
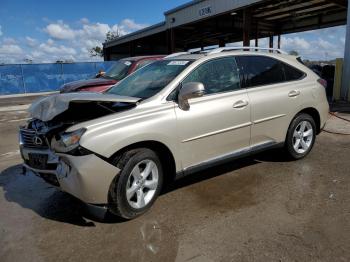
xmin=317 ymin=78 xmax=327 ymax=88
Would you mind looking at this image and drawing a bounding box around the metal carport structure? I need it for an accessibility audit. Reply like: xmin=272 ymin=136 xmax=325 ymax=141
xmin=103 ymin=0 xmax=349 ymax=100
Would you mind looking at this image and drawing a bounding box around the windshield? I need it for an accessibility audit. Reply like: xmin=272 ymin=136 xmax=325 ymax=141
xmin=107 ymin=60 xmax=192 ymax=99
xmin=104 ymin=60 xmax=132 ymax=80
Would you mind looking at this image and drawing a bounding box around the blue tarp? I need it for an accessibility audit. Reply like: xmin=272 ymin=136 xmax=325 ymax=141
xmin=0 ymin=61 xmax=116 ymax=95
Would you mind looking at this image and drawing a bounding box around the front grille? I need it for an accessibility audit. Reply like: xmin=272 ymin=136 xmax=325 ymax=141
xmin=19 ymin=128 xmax=49 ymax=149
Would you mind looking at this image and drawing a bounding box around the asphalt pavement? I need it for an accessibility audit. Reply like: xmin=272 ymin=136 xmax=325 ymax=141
xmin=0 ymin=97 xmax=350 ymax=262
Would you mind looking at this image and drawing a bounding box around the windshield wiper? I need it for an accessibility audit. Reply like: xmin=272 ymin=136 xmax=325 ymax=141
xmin=101 ymin=75 xmax=115 ymax=80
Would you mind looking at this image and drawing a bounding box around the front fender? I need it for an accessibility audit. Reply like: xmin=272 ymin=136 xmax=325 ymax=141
xmin=79 ymin=103 xmax=181 ymax=171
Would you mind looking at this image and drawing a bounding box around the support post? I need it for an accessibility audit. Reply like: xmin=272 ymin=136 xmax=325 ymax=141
xmin=103 ymin=46 xmax=110 ymax=61
xmin=167 ymin=29 xmax=175 ymax=54
xmin=269 ymin=35 xmax=274 ymax=52
xmin=341 ymin=1 xmax=350 ymax=100
xmin=255 ymin=24 xmax=259 ymax=47
xmin=219 ymin=39 xmax=225 ymax=47
xmin=20 ymin=64 xmax=26 ymax=93
xmin=243 ymin=9 xmax=251 ymax=47
xmin=334 ymin=58 xmax=343 ymax=101
xmin=129 ymin=41 xmax=135 ymax=56
xmin=269 ymin=35 xmax=274 ymax=48
xmin=277 ymin=34 xmax=281 ymax=49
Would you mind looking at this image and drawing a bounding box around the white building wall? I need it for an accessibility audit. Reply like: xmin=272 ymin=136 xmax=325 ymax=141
xmin=165 ymin=0 xmax=263 ymax=28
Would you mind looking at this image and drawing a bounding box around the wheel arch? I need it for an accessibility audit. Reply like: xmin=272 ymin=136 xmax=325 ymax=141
xmin=295 ymin=107 xmax=321 ymax=134
xmin=108 ymin=140 xmax=177 ymax=187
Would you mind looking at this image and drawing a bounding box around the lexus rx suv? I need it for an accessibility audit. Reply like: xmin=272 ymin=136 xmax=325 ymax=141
xmin=19 ymin=48 xmax=329 ymax=219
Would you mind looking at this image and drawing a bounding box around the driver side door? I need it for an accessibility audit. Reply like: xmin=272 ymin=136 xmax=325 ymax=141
xmin=174 ymin=57 xmax=251 ymax=172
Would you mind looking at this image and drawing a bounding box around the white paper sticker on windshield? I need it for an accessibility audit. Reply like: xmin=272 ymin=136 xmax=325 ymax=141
xmin=167 ymin=61 xmax=189 ymax=66
xmin=124 ymin=61 xmax=132 ymax=66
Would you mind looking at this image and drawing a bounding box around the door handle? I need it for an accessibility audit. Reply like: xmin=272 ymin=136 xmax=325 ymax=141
xmin=233 ymin=100 xmax=249 ymax=109
xmin=288 ymin=90 xmax=300 ymax=97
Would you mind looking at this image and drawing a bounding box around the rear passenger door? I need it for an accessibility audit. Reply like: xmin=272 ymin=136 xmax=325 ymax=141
xmin=235 ymin=55 xmax=305 ymax=148
xmin=175 ymin=57 xmax=251 ymax=170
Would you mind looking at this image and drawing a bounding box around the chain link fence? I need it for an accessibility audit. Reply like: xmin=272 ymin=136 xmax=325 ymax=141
xmin=0 ymin=61 xmax=116 ymax=95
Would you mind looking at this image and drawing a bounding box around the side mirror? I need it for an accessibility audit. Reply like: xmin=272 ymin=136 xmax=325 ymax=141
xmin=178 ymin=82 xmax=205 ymax=110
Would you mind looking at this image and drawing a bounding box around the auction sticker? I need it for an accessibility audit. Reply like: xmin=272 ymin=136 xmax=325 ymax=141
xmin=167 ymin=61 xmax=189 ymax=66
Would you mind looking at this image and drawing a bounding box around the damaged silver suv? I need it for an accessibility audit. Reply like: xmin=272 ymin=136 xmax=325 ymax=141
xmin=19 ymin=47 xmax=329 ymax=219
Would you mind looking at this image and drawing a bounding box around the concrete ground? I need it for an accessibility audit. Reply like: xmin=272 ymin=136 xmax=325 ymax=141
xmin=1 ymin=96 xmax=350 ymax=262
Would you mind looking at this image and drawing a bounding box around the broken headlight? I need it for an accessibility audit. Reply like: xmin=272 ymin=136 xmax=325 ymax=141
xmin=52 ymin=128 xmax=86 ymax=153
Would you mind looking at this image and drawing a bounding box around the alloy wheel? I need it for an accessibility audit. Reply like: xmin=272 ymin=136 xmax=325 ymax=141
xmin=126 ymin=159 xmax=159 ymax=209
xmin=292 ymin=120 xmax=314 ymax=154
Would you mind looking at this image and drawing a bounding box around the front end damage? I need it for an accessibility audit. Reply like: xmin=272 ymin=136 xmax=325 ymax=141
xmin=19 ymin=93 xmax=138 ymax=204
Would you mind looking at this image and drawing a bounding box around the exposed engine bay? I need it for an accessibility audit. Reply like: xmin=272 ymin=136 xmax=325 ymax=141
xmin=20 ymin=93 xmax=140 ymax=172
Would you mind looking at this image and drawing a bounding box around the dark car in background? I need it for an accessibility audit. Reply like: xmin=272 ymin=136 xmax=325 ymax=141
xmin=60 ymin=55 xmax=165 ymax=93
xmin=320 ymin=65 xmax=335 ymax=99
xmin=308 ymin=63 xmax=335 ymax=100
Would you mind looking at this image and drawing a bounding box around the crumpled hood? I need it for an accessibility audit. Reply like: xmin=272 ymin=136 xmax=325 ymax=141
xmin=28 ymin=92 xmax=140 ymax=121
xmin=60 ymin=78 xmax=117 ymax=93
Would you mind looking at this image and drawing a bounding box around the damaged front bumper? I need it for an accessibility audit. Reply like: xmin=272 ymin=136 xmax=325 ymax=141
xmin=20 ymin=146 xmax=120 ymax=204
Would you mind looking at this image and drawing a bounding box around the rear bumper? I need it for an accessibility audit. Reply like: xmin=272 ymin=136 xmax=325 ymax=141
xmin=319 ymin=100 xmax=330 ymax=131
xmin=20 ymin=146 xmax=120 ymax=204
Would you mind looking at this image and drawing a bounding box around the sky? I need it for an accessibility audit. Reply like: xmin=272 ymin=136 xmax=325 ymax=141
xmin=0 ymin=0 xmax=346 ymax=64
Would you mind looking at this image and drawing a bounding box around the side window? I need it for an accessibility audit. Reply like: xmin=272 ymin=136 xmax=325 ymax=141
xmin=283 ymin=63 xmax=305 ymax=81
xmin=235 ymin=56 xmax=285 ymax=88
xmin=182 ymin=57 xmax=240 ymax=95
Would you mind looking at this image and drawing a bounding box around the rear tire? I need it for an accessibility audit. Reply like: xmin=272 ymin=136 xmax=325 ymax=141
xmin=285 ymin=113 xmax=316 ymax=160
xmin=108 ymin=148 xmax=163 ymax=219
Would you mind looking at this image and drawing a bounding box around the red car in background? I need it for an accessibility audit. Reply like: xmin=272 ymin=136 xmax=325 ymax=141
xmin=60 ymin=55 xmax=165 ymax=93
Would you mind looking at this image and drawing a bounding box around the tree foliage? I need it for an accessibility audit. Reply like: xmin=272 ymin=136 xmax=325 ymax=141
xmin=90 ymin=30 xmax=120 ymax=57
xmin=289 ymin=50 xmax=299 ymax=56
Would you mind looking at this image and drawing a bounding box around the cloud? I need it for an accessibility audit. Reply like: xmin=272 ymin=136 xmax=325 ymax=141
xmin=0 ymin=44 xmax=23 ymax=55
xmin=317 ymin=38 xmax=334 ymax=49
xmin=2 ymin=37 xmax=17 ymax=45
xmin=38 ymin=39 xmax=76 ymax=55
xmin=0 ymin=44 xmax=24 ymax=63
xmin=80 ymin=18 xmax=89 ymax=24
xmin=78 ymin=22 xmax=111 ymax=40
xmin=281 ymin=36 xmax=311 ymax=50
xmin=44 ymin=19 xmax=148 ymax=42
xmin=37 ymin=18 xmax=148 ymax=62
xmin=25 ymin=36 xmax=37 ymax=47
xmin=120 ymin=19 xmax=148 ymax=32
xmin=44 ymin=22 xmax=75 ymax=40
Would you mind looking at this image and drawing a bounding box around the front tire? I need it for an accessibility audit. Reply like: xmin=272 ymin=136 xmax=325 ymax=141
xmin=285 ymin=113 xmax=316 ymax=160
xmin=108 ymin=148 xmax=163 ymax=219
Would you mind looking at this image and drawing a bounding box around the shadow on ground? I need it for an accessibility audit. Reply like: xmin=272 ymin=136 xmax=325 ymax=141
xmin=0 ymin=149 xmax=290 ymax=226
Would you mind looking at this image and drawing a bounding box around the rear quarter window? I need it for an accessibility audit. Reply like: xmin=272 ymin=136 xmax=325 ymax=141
xmin=235 ymin=55 xmax=305 ymax=88
xmin=235 ymin=55 xmax=285 ymax=88
xmin=282 ymin=63 xmax=305 ymax=81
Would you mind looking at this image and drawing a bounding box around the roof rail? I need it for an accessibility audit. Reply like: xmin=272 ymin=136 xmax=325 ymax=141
xmin=164 ymin=52 xmax=189 ymax=58
xmin=164 ymin=49 xmax=207 ymax=58
xmin=208 ymin=47 xmax=287 ymax=54
xmin=164 ymin=47 xmax=287 ymax=59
